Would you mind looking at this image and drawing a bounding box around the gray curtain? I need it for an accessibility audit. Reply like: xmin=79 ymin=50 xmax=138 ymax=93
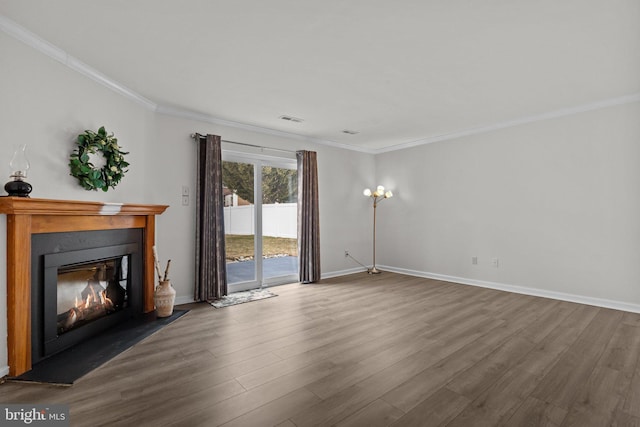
xmin=297 ymin=150 xmax=321 ymax=283
xmin=195 ymin=133 xmax=227 ymax=301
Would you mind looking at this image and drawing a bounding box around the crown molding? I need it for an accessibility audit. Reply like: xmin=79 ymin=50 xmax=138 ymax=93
xmin=1 ymin=14 xmax=373 ymax=154
xmin=376 ymin=92 xmax=640 ymax=153
xmin=3 ymin=13 xmax=639 ymax=155
xmin=0 ymin=14 xmax=66 ymax=63
xmin=0 ymin=14 xmax=158 ymax=111
xmin=66 ymin=56 xmax=158 ymax=111
xmin=155 ymin=105 xmax=375 ymax=154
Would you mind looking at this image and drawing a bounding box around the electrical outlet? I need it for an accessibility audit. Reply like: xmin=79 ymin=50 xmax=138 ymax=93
xmin=492 ymin=257 xmax=499 ymax=268
xmin=344 ymin=250 xmax=349 ymax=258
xmin=471 ymin=256 xmax=478 ymax=265
xmin=182 ymin=195 xmax=189 ymax=206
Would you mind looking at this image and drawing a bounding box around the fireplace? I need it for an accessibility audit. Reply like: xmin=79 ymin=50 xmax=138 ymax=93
xmin=0 ymin=197 xmax=168 ymax=376
xmin=31 ymin=229 xmax=143 ymax=364
xmin=56 ymin=256 xmax=128 ymax=336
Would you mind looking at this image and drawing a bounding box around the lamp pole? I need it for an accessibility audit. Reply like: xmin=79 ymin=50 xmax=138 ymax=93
xmin=370 ymin=195 xmax=380 ymax=274
xmin=363 ymin=185 xmax=393 ymax=275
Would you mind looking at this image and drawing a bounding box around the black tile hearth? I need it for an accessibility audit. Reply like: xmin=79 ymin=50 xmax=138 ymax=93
xmin=9 ymin=310 xmax=188 ymax=385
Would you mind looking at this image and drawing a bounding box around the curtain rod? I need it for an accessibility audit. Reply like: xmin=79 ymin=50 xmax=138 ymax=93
xmin=190 ymin=133 xmax=297 ymax=154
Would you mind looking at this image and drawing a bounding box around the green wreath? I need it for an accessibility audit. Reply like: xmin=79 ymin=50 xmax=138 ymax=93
xmin=69 ymin=126 xmax=129 ymax=192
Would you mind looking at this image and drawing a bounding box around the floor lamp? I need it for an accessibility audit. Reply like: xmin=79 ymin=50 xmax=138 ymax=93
xmin=363 ymin=185 xmax=393 ymax=274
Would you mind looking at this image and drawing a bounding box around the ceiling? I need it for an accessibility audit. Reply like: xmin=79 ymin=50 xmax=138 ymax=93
xmin=2 ymin=0 xmax=639 ymax=152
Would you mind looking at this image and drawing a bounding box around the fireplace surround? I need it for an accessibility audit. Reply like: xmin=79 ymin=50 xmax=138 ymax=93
xmin=0 ymin=198 xmax=168 ymax=376
xmin=31 ymin=229 xmax=143 ymax=364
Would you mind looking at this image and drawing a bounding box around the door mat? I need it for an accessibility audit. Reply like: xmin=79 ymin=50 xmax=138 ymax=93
xmin=210 ymin=289 xmax=277 ymax=308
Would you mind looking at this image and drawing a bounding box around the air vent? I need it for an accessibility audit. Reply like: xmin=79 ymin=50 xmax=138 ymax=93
xmin=279 ymin=115 xmax=304 ymax=123
xmin=342 ymin=130 xmax=359 ymax=135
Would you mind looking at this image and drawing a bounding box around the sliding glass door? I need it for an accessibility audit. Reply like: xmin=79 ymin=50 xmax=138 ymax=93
xmin=222 ymin=152 xmax=298 ymax=292
xmin=222 ymin=159 xmax=256 ymax=288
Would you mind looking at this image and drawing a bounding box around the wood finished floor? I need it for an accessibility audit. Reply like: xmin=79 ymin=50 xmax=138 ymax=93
xmin=2 ymin=272 xmax=640 ymax=426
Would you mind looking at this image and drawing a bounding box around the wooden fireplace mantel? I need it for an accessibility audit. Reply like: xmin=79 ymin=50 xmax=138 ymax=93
xmin=0 ymin=197 xmax=169 ymax=376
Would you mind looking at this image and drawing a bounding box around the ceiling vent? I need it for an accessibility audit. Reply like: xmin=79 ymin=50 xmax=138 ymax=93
xmin=342 ymin=130 xmax=360 ymax=135
xmin=279 ymin=115 xmax=304 ymax=123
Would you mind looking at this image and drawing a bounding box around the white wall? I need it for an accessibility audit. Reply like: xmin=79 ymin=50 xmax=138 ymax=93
xmin=8 ymin=13 xmax=638 ymax=381
xmin=0 ymin=36 xmax=153 ymax=203
xmin=0 ymin=34 xmax=155 ymax=376
xmin=149 ymin=114 xmax=374 ymax=304
xmin=375 ymin=102 xmax=640 ymax=308
xmin=0 ymin=33 xmax=375 ymax=375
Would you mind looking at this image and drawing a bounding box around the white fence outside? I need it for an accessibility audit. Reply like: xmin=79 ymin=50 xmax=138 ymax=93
xmin=224 ymin=203 xmax=297 ymax=238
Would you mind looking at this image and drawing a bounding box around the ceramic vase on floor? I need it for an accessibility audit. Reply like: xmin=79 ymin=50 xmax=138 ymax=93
xmin=154 ymin=280 xmax=176 ymax=317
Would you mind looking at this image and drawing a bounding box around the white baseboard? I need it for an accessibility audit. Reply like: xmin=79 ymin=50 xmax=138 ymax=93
xmin=173 ymin=266 xmax=640 ymax=313
xmin=321 ymin=267 xmax=367 ymax=280
xmin=174 ymin=295 xmax=196 ymax=306
xmin=0 ymin=365 xmax=9 ymax=378
xmin=377 ymin=265 xmax=640 ymax=314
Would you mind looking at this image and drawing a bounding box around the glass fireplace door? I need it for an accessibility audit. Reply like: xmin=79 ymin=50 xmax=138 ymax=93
xmin=57 ymin=256 xmax=128 ymax=335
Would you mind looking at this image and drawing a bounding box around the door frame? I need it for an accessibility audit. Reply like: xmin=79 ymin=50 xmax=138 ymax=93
xmin=222 ymin=150 xmax=298 ymax=291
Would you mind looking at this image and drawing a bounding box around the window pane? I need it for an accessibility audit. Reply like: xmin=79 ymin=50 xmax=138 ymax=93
xmin=262 ymin=165 xmax=298 ymax=280
xmin=222 ymin=161 xmax=256 ymax=284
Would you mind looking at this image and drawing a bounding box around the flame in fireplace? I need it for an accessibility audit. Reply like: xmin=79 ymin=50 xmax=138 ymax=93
xmin=58 ymin=282 xmax=116 ymax=333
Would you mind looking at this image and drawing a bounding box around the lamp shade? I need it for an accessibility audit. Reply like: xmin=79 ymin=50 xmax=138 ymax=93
xmin=363 ymin=188 xmax=372 ymax=197
xmin=9 ymin=144 xmax=30 ymax=179
xmin=376 ymin=185 xmax=385 ymax=193
xmin=385 ymin=191 xmax=393 ymax=198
